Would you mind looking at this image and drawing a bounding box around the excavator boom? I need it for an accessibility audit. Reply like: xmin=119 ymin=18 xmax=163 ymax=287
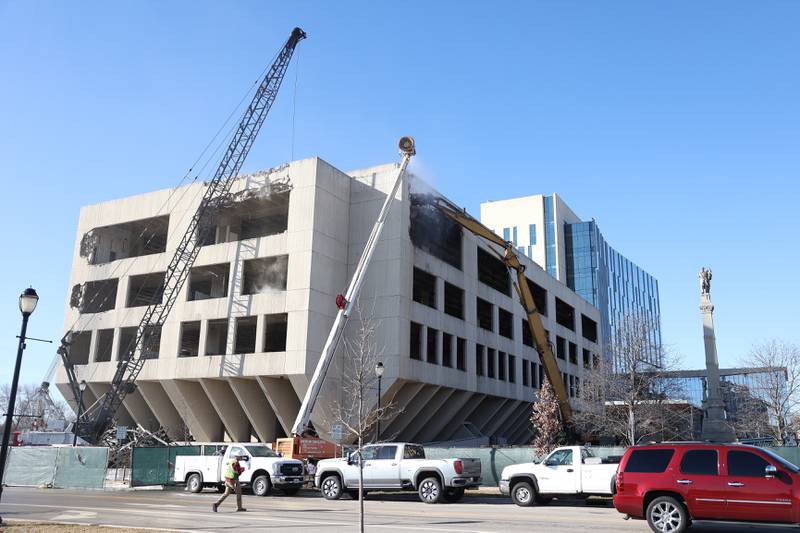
xmin=432 ymin=197 xmax=573 ymax=423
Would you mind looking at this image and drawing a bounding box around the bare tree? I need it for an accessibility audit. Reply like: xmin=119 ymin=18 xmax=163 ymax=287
xmin=0 ymin=383 xmax=72 ymax=435
xmin=737 ymin=340 xmax=800 ymax=445
xmin=573 ymin=315 xmax=689 ymax=445
xmin=530 ymin=378 xmax=562 ymax=457
xmin=326 ymin=302 xmax=394 ymax=533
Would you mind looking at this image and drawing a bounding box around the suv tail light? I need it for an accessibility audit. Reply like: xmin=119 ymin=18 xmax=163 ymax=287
xmin=454 ymin=460 xmax=463 ymax=475
xmin=616 ymin=471 xmax=623 ymax=492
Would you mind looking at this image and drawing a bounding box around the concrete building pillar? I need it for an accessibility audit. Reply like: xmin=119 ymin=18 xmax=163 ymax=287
xmin=412 ymin=389 xmax=471 ymax=443
xmin=161 ymin=380 xmax=223 ymax=442
xmin=403 ymin=388 xmax=456 ymax=443
xmin=482 ymin=399 xmax=521 ymax=437
xmin=470 ymin=396 xmax=507 ymax=434
xmin=200 ymin=378 xmax=251 ymax=442
xmin=439 ymin=393 xmax=486 ymax=441
xmin=229 ymin=377 xmax=281 ymax=442
xmin=121 ymin=387 xmax=160 ymax=431
xmin=137 ymin=381 xmax=185 ymax=440
xmin=382 ymin=384 xmax=441 ymax=440
xmin=86 ymin=383 xmax=136 ymax=428
xmin=257 ymin=377 xmax=300 ymax=437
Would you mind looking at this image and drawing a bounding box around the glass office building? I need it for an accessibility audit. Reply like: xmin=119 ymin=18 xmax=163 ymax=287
xmin=563 ymin=218 xmax=662 ymax=368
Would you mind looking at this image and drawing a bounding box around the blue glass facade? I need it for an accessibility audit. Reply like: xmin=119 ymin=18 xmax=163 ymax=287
xmin=543 ymin=196 xmax=557 ymax=277
xmin=563 ymin=220 xmax=662 ymax=367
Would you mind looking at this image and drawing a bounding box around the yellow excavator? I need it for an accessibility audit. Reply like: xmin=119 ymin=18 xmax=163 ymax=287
xmin=427 ymin=195 xmax=573 ymax=425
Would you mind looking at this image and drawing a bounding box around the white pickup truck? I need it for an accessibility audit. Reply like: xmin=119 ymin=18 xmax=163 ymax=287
xmin=499 ymin=446 xmax=620 ymax=506
xmin=315 ymin=442 xmax=481 ymax=504
xmin=174 ymin=442 xmax=305 ymax=496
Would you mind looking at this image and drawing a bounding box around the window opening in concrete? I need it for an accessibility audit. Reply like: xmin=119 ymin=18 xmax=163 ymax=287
xmin=477 ymin=247 xmax=510 ymax=296
xmin=509 ymin=354 xmax=516 ymax=383
xmin=555 ymin=298 xmax=575 ymax=331
xmin=592 ymin=353 xmax=600 ymax=369
xmin=235 ymin=316 xmax=258 ymax=354
xmin=426 ymin=327 xmax=439 ymax=364
xmin=443 ymin=282 xmax=464 ymax=319
xmin=498 ymin=351 xmax=506 ymax=381
xmin=582 ymin=348 xmax=591 ymax=369
xmin=205 ymin=319 xmax=229 ymax=356
xmin=475 ymin=344 xmax=485 ymax=376
xmin=71 ymin=279 xmax=118 ymax=314
xmin=200 ymin=190 xmax=290 ymax=246
xmin=81 ymin=215 xmax=169 ymax=265
xmin=188 ymin=263 xmax=230 ymax=301
xmin=442 ymin=332 xmax=453 ymax=368
xmin=476 ymin=297 xmax=493 ymax=331
xmin=242 ymin=256 xmax=289 ymax=294
xmin=525 ymin=278 xmax=548 ymax=316
xmin=409 ymin=193 xmax=462 ymax=270
xmin=556 ymin=336 xmax=566 ymax=360
xmin=118 ymin=326 xmax=160 ymax=360
xmin=523 ymin=359 xmax=530 ymax=387
xmin=410 ymin=322 xmax=422 ymax=360
xmin=487 ymin=348 xmax=496 ymax=378
xmin=263 ymin=313 xmax=288 ymax=352
xmin=581 ymin=314 xmax=598 ymax=342
xmin=569 ymin=375 xmax=576 ymax=398
xmin=538 ymin=364 xmax=545 ymax=389
xmin=68 ymin=331 xmax=92 ymax=365
xmin=94 ymin=329 xmax=114 ymax=363
xmin=575 ymin=376 xmax=580 ymax=397
xmin=456 ymin=338 xmax=466 ymax=371
xmin=498 ymin=307 xmax=513 ymax=339
xmin=522 ymin=319 xmax=533 ymax=347
xmin=179 ymin=321 xmax=201 ymax=357
xmin=569 ymin=342 xmax=578 ymax=364
xmin=127 ymin=272 xmax=165 ymax=308
xmin=413 ymin=268 xmax=437 ymax=309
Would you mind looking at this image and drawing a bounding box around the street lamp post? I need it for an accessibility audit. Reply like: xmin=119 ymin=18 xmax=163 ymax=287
xmin=73 ymin=380 xmax=87 ymax=447
xmin=0 ymin=287 xmax=39 ymax=519
xmin=375 ymin=362 xmax=384 ymax=442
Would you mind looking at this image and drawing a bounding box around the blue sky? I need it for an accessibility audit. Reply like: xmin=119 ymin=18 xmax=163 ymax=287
xmin=1 ymin=1 xmax=799 ymax=393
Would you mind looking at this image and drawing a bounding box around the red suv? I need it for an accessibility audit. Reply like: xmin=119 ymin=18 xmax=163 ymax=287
xmin=614 ymin=442 xmax=800 ymax=533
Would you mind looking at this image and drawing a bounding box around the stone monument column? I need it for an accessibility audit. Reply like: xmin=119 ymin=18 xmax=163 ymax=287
xmin=698 ymin=267 xmax=736 ymax=442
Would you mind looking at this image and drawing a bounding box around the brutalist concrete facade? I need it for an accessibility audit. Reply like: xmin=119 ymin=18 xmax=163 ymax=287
xmin=57 ymin=157 xmax=601 ymax=444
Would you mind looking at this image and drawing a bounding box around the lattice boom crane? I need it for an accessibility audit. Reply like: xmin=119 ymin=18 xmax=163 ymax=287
xmin=59 ymin=27 xmax=306 ymax=444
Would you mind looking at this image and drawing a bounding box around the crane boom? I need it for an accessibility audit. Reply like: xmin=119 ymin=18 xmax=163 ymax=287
xmin=61 ymin=27 xmax=306 ymax=443
xmin=430 ymin=196 xmax=573 ymax=424
xmin=291 ymin=137 xmax=417 ymax=437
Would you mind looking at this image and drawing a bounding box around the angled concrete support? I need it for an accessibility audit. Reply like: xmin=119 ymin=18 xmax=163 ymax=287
xmin=162 ymin=379 xmax=223 ymax=442
xmin=229 ymin=377 xmax=281 ymax=442
xmin=382 ymin=384 xmax=441 ymax=441
xmin=200 ymin=378 xmax=251 ymax=442
xmin=87 ymin=382 xmax=136 ymax=428
xmin=404 ymin=387 xmax=457 ymax=443
xmin=137 ymin=381 xmax=185 ymax=439
xmin=438 ymin=393 xmax=486 ymax=441
xmin=483 ymin=399 xmax=522 ymax=438
xmin=469 ymin=396 xmax=508 ymax=434
xmin=413 ymin=389 xmax=472 ymax=443
xmin=257 ymin=376 xmax=300 ymax=437
xmin=506 ymin=403 xmax=534 ymax=444
xmin=377 ymin=380 xmax=423 ymax=435
xmin=121 ymin=386 xmax=160 ymax=431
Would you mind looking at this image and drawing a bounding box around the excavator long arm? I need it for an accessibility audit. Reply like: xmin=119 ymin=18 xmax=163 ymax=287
xmin=432 ymin=197 xmax=573 ymax=423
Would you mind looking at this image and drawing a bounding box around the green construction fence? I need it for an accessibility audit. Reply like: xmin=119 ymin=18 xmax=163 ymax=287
xmin=4 ymin=446 xmax=108 ymax=489
xmin=130 ymin=445 xmax=200 ymax=487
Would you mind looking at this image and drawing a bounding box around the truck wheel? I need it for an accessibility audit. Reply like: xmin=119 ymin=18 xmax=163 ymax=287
xmin=418 ymin=476 xmax=443 ymax=504
xmin=646 ymin=496 xmax=688 ymax=533
xmin=511 ymin=482 xmax=535 ymax=507
xmin=321 ymin=474 xmax=343 ymax=500
xmin=252 ymin=474 xmax=272 ymax=497
xmin=442 ymin=487 xmax=465 ymax=503
xmin=187 ymin=473 xmax=203 ymax=493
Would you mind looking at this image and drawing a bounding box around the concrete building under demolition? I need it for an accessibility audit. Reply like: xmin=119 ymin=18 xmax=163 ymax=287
xmin=57 ymin=157 xmax=602 ymax=445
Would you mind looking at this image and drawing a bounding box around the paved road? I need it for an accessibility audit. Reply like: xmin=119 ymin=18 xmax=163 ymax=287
xmin=0 ymin=487 xmax=794 ymax=532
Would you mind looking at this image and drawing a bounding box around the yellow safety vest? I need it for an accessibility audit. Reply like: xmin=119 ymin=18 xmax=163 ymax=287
xmin=225 ymin=459 xmax=238 ymax=479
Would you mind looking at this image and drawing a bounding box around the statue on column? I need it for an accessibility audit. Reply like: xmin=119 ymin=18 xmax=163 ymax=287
xmin=699 ymin=267 xmax=712 ymax=296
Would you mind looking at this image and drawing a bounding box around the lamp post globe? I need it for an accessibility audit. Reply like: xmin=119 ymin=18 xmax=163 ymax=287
xmin=19 ymin=287 xmax=39 ymax=316
xmin=375 ymin=362 xmax=384 ymax=378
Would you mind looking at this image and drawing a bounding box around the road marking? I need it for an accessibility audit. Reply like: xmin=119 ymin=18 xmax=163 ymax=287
xmin=52 ymin=510 xmax=97 ymax=521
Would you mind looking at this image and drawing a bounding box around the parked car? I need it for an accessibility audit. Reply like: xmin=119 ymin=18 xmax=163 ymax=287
xmin=499 ymin=445 xmax=619 ymax=506
xmin=174 ymin=442 xmax=305 ymax=496
xmin=314 ymin=442 xmax=481 ymax=503
xmin=614 ymin=442 xmax=800 ymax=533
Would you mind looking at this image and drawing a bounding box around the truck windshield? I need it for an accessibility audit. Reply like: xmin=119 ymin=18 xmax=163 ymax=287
xmin=245 ymin=446 xmax=279 ymax=458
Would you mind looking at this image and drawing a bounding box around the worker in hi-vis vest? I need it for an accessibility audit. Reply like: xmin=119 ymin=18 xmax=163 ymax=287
xmin=212 ymin=455 xmax=247 ymax=512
